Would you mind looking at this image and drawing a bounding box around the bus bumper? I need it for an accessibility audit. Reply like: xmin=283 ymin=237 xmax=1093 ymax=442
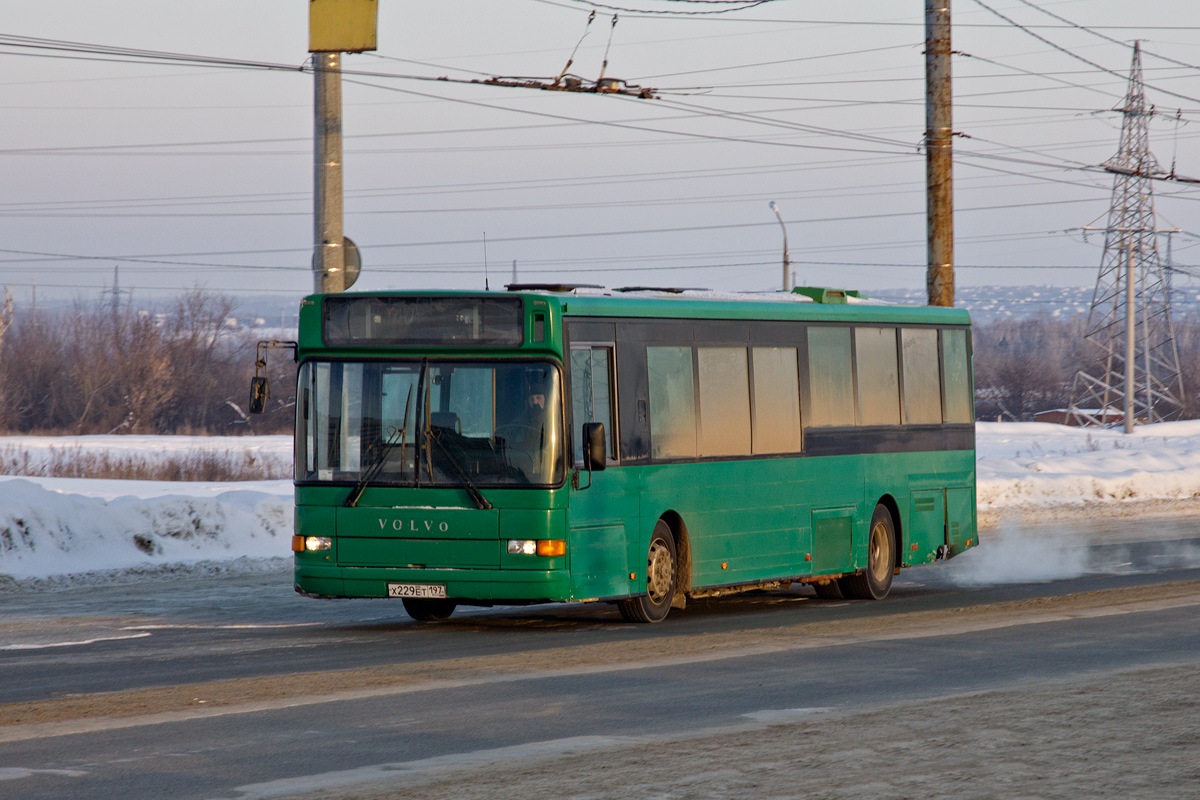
xmin=294 ymin=564 xmax=573 ymax=603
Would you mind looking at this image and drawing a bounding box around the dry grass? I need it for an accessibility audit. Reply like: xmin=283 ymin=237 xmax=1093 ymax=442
xmin=0 ymin=445 xmax=289 ymax=481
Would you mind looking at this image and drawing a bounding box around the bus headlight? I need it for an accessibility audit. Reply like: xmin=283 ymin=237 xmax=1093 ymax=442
xmin=304 ymin=536 xmax=332 ymax=552
xmin=507 ymin=539 xmax=565 ymax=557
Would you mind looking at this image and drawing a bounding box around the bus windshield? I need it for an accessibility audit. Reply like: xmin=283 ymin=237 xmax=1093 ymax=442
xmin=297 ymin=360 xmax=565 ymax=488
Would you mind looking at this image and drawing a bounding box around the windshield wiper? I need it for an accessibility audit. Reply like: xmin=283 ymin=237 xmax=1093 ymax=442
xmin=428 ymin=428 xmax=493 ymax=511
xmin=344 ymin=385 xmax=414 ymax=508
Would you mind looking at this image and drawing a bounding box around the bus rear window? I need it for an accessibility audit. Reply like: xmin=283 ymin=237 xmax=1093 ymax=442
xmin=323 ymin=296 xmax=524 ymax=347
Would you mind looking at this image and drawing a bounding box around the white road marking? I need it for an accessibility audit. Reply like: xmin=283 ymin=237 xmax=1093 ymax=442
xmin=0 ymin=632 xmax=151 ymax=651
xmin=743 ymin=707 xmax=833 ymax=722
xmin=0 ymin=767 xmax=87 ymax=781
xmin=122 ymin=623 xmax=324 ymax=630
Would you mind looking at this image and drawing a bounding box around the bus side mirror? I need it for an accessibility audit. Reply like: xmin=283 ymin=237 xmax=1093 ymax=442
xmin=583 ymin=422 xmax=606 ymax=472
xmin=249 ymin=376 xmax=269 ymax=414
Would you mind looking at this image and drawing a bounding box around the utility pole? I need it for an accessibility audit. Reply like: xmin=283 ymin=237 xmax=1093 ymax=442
xmin=310 ymin=0 xmax=378 ymax=295
xmin=313 ymin=52 xmax=345 ymax=294
xmin=925 ymin=0 xmax=954 ymax=307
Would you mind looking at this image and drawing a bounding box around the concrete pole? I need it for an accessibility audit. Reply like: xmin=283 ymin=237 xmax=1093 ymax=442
xmin=314 ymin=52 xmax=345 ymax=294
xmin=925 ymin=0 xmax=954 ymax=307
xmin=1125 ymin=239 xmax=1135 ymax=434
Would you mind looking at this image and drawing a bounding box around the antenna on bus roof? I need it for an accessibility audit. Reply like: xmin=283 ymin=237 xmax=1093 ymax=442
xmin=483 ymin=232 xmax=490 ymax=291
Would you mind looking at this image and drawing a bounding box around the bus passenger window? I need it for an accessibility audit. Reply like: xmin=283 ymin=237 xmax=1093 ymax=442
xmin=647 ymin=346 xmax=698 ymax=459
xmin=807 ymin=327 xmax=855 ymax=427
xmin=751 ymin=347 xmax=802 ymax=454
xmin=697 ymin=347 xmax=751 ymax=457
xmin=942 ymin=329 xmax=974 ymax=423
xmin=900 ymin=328 xmax=942 ymax=424
xmin=855 ymin=327 xmax=900 ymax=426
xmin=570 ymin=346 xmax=615 ymax=464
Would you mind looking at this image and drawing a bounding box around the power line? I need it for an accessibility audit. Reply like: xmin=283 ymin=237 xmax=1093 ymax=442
xmin=968 ymin=0 xmax=1200 ymax=106
xmin=1009 ymin=0 xmax=1200 ymax=73
xmin=545 ymin=0 xmax=777 ymax=15
xmin=0 ymin=196 xmax=1131 ymax=274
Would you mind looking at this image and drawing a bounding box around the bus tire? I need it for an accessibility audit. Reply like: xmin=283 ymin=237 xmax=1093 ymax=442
xmin=402 ymin=598 xmax=457 ymax=621
xmin=839 ymin=504 xmax=896 ymax=600
xmin=618 ymin=520 xmax=677 ymax=623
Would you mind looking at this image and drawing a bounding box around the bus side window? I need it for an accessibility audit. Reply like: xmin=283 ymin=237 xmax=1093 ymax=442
xmin=697 ymin=347 xmax=751 ymax=457
xmin=570 ymin=345 xmax=616 ymax=464
xmin=647 ymin=346 xmax=698 ymax=459
xmin=751 ymin=347 xmax=803 ymax=453
xmin=900 ymin=328 xmax=942 ymax=424
xmin=942 ymin=329 xmax=974 ymax=423
xmin=807 ymin=326 xmax=856 ymax=427
xmin=855 ymin=327 xmax=900 ymax=426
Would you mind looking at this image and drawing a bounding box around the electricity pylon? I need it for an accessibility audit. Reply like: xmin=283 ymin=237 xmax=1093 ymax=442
xmin=1068 ymin=42 xmax=1185 ymax=431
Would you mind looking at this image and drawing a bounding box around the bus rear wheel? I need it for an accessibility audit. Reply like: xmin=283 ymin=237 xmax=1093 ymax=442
xmin=618 ymin=521 xmax=677 ymax=623
xmin=838 ymin=504 xmax=896 ymax=600
xmin=402 ymin=598 xmax=457 ymax=621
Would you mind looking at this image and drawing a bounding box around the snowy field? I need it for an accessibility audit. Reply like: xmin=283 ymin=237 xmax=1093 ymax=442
xmin=2 ymin=422 xmax=1200 ymax=585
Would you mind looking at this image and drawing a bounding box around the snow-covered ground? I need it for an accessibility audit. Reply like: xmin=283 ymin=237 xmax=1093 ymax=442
xmin=977 ymin=420 xmax=1200 ymax=509
xmin=2 ymin=422 xmax=1200 ymax=584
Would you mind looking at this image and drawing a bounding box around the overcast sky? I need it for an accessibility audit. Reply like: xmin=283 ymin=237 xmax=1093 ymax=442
xmin=2 ymin=0 xmax=1200 ymax=306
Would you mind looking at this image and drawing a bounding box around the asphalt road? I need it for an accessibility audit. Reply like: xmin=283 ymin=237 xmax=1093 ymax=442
xmin=2 ymin=530 xmax=1199 ymax=800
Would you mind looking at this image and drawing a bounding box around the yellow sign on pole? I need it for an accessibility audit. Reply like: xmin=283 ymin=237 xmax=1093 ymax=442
xmin=309 ymin=0 xmax=378 ymax=53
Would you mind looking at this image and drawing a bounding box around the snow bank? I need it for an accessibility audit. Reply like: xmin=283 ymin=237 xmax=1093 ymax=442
xmin=976 ymin=420 xmax=1200 ymax=509
xmin=0 ymin=477 xmax=292 ymax=585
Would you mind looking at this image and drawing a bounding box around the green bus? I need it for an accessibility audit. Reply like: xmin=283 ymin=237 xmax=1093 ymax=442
xmin=274 ymin=286 xmax=976 ymax=623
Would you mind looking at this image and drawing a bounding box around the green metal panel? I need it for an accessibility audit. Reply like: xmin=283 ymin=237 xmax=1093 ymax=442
xmin=908 ymin=490 xmax=946 ymax=565
xmin=338 ymin=537 xmax=499 ymax=568
xmin=947 ymin=486 xmax=976 ymax=553
xmin=811 ymin=507 xmax=855 ymax=575
xmin=569 ymin=524 xmax=631 ymax=599
xmin=567 ymin=460 xmax=641 ymax=597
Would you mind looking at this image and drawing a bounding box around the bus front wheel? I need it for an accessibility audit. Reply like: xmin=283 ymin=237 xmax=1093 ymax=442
xmin=402 ymin=598 xmax=457 ymax=621
xmin=619 ymin=521 xmax=677 ymax=623
xmin=838 ymin=504 xmax=896 ymax=600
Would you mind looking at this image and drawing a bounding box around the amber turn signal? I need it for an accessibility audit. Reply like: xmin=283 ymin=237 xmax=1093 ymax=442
xmin=291 ymin=535 xmax=304 ymax=552
xmin=536 ymin=539 xmax=566 ymax=557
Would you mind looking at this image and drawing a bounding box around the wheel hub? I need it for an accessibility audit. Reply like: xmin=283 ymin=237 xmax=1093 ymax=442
xmin=869 ymin=521 xmax=891 ymax=583
xmin=646 ymin=540 xmax=674 ymax=603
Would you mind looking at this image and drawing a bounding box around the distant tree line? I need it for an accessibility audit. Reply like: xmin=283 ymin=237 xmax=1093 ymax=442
xmin=0 ymin=290 xmax=295 ymax=435
xmin=972 ymin=312 xmax=1200 ymax=421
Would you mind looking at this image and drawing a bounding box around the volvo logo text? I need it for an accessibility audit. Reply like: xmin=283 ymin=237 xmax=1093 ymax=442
xmin=379 ymin=518 xmax=451 ymax=532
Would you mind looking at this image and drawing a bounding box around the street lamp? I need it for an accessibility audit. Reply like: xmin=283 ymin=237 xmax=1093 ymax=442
xmin=768 ymin=201 xmax=791 ymax=291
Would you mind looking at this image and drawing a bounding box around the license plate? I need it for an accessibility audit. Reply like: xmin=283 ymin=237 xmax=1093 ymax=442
xmin=388 ymin=583 xmax=447 ymax=599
